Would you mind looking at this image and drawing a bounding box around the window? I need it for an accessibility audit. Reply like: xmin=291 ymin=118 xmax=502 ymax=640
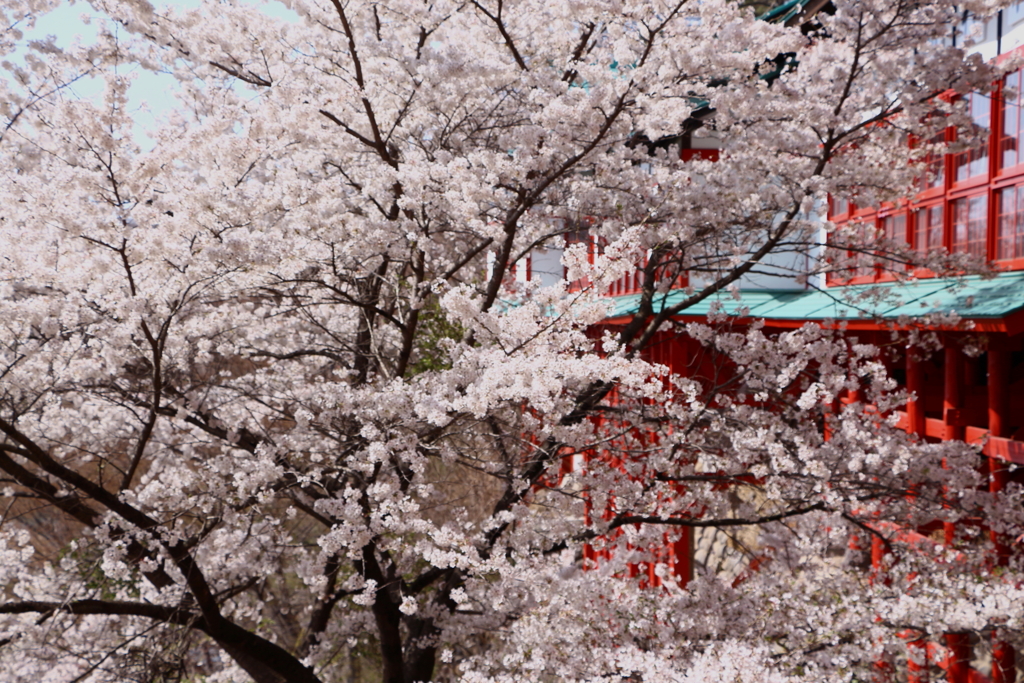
xmin=1007 ymin=2 xmax=1024 ymax=30
xmin=832 ymin=196 xmax=849 ymax=217
xmin=997 ymin=185 xmax=1024 ymax=260
xmin=1006 ymin=3 xmax=1024 ymax=52
xmin=960 ymin=11 xmax=996 ymax=47
xmin=877 ymin=213 xmax=908 ymax=274
xmin=1001 ymin=70 xmax=1023 ymax=171
xmin=918 ymin=132 xmax=946 ymax=192
xmin=883 ymin=213 xmax=907 ymax=245
xmin=845 ymin=220 xmax=877 ymax=279
xmin=954 ymin=92 xmax=990 ymax=182
xmin=914 ymin=204 xmax=944 ymax=254
xmin=952 ymin=194 xmax=988 ymax=257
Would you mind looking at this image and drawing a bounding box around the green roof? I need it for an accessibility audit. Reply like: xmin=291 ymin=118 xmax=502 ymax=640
xmin=604 ymin=271 xmax=1024 ymax=324
xmin=758 ymin=0 xmax=831 ymax=25
xmin=759 ymin=0 xmax=805 ymax=24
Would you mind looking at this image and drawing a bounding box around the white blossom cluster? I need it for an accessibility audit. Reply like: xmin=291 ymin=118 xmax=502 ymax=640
xmin=0 ymin=0 xmax=1021 ymax=681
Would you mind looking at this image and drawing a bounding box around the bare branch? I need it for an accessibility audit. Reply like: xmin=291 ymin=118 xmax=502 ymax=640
xmin=470 ymin=0 xmax=529 ymax=71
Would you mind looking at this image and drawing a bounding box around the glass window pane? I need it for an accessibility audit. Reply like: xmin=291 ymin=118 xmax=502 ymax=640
xmin=953 ymin=199 xmax=967 ymax=249
xmin=929 ymin=205 xmax=943 ymax=251
xmin=885 ymin=214 xmax=906 ymax=245
xmin=1016 ymin=186 xmax=1024 ymax=259
xmin=971 ymin=93 xmax=990 ymax=178
xmin=998 ymin=187 xmax=1014 ymax=259
xmin=1002 ymin=71 xmax=1021 ymax=169
xmin=955 ymin=93 xmax=991 ymax=181
xmin=968 ymin=194 xmax=987 ymax=257
xmin=1009 ymin=1 xmax=1024 ymax=28
xmin=954 ymin=195 xmax=987 ymax=256
xmin=921 ymin=132 xmax=945 ymax=190
xmin=915 ymin=205 xmax=943 ymax=254
xmin=915 ymin=208 xmax=926 ymax=252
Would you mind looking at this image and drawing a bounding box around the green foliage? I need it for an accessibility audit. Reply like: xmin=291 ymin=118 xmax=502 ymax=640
xmin=60 ymin=543 xmax=141 ymax=601
xmin=409 ymin=296 xmax=464 ymax=375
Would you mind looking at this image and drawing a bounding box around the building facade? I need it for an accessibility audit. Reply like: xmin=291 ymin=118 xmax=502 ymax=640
xmin=534 ymin=6 xmax=1024 ymax=682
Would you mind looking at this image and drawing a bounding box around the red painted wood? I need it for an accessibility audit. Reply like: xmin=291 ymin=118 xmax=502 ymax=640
xmin=988 ymin=347 xmax=1010 ymax=438
xmin=907 ymin=354 xmax=926 ymax=437
xmin=672 ymin=530 xmax=691 ymax=586
xmin=680 ymin=148 xmax=719 ymax=162
xmin=943 ymin=346 xmax=963 ymax=547
xmin=993 ymin=635 xmax=1017 ymax=683
xmin=984 ymin=436 xmax=1024 ymax=464
xmin=907 ymin=637 xmax=929 ymax=683
xmin=944 ymin=346 xmax=965 ymax=442
xmin=945 ymin=633 xmax=971 ymax=683
xmin=891 ymin=416 xmax=1024 ymax=464
xmin=988 ymin=345 xmax=1013 ymax=566
xmin=984 ymin=347 xmax=1016 ymax=670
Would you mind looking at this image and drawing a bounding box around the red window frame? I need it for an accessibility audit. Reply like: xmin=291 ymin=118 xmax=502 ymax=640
xmin=998 ymin=69 xmax=1024 ymax=176
xmin=952 ymin=91 xmax=992 ymax=189
xmin=995 ymin=182 xmax=1024 ymax=266
xmin=913 ymin=203 xmax=944 ymax=253
xmin=951 ymin=193 xmax=988 ymax=257
xmin=874 ymin=209 xmax=910 ymax=280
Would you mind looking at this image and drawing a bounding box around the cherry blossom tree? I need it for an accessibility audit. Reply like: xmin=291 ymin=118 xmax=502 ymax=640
xmin=1 ymin=0 xmax=1022 ymax=681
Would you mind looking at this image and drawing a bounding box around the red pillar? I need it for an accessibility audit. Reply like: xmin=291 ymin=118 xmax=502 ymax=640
xmin=940 ymin=351 xmax=971 ymax=681
xmin=988 ymin=345 xmax=1010 ymax=439
xmin=994 ymin=633 xmax=1017 ymax=683
xmin=905 ymin=353 xmax=932 ymax=682
xmin=943 ymin=346 xmax=963 ymax=546
xmin=943 ymin=345 xmax=964 ymax=442
xmin=907 ymin=637 xmax=929 ymax=683
xmin=672 ymin=529 xmax=691 ymax=586
xmin=944 ymin=633 xmax=971 ymax=683
xmin=988 ymin=344 xmax=1012 ymax=566
xmin=871 ymin=534 xmax=886 ymax=580
xmin=907 ymin=352 xmax=926 ymax=437
xmin=989 ymin=345 xmax=1016 ymax=683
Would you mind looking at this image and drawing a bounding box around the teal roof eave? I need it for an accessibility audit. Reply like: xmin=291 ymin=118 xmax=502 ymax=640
xmin=758 ymin=0 xmax=804 ymax=23
xmin=602 ymin=271 xmax=1024 ymax=324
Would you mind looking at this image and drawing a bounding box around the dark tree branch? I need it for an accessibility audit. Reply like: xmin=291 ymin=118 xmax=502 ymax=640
xmin=0 ymin=599 xmax=196 ymax=625
xmin=605 ymin=501 xmax=828 ymax=532
xmin=562 ymin=22 xmax=597 ymax=84
xmin=319 ymin=109 xmax=379 ymax=150
xmin=208 ymin=60 xmax=273 ymax=87
xmin=470 ymin=0 xmax=529 ymax=71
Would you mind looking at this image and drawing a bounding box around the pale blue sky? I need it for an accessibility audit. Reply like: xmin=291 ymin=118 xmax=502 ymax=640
xmin=19 ymin=1 xmax=298 ymax=147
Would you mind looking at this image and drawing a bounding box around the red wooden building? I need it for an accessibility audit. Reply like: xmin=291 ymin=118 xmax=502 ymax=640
xmin=549 ymin=7 xmax=1024 ymax=681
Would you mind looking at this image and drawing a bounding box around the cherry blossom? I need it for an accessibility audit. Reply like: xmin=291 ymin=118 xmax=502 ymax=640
xmin=0 ymin=0 xmax=1021 ymax=681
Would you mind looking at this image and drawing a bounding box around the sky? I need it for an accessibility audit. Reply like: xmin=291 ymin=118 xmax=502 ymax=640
xmin=17 ymin=0 xmax=298 ymax=147
xmin=20 ymin=2 xmax=183 ymax=145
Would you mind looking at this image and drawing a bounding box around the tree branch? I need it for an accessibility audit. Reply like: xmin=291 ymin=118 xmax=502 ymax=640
xmin=208 ymin=60 xmax=273 ymax=87
xmin=605 ymin=501 xmax=828 ymax=532
xmin=0 ymin=599 xmax=196 ymax=627
xmin=470 ymin=0 xmax=529 ymax=71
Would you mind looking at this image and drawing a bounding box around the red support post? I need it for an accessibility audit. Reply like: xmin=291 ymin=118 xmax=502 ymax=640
xmin=988 ymin=345 xmax=1010 ymax=439
xmin=943 ymin=346 xmax=963 ymax=546
xmin=907 ymin=352 xmax=926 ymax=437
xmin=907 ymin=637 xmax=929 ymax=683
xmin=672 ymin=529 xmax=691 ymax=587
xmin=989 ymin=344 xmax=1012 ymax=566
xmin=943 ymin=345 xmax=964 ymax=442
xmin=994 ymin=632 xmax=1017 ymax=683
xmin=903 ymin=354 xmax=933 ymax=682
xmin=871 ymin=535 xmax=885 ymax=577
xmin=989 ymin=345 xmax=1016 ymax=683
xmin=941 ymin=351 xmax=970 ymax=679
xmin=944 ymin=633 xmax=971 ymax=683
